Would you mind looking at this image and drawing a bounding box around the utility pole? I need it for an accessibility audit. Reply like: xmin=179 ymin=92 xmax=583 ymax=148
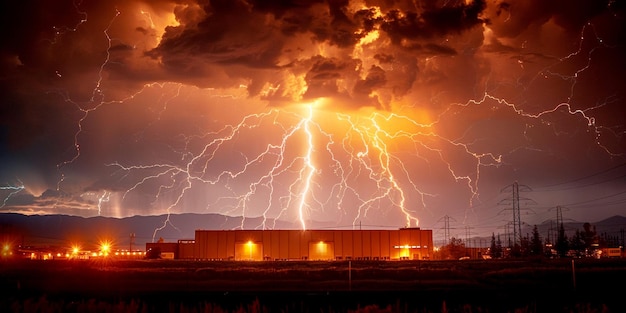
xmin=465 ymin=226 xmax=473 ymax=257
xmin=499 ymin=182 xmax=535 ymax=247
xmin=497 ymin=222 xmax=512 ymax=248
xmin=547 ymin=220 xmax=554 ymax=246
xmin=505 ymin=222 xmax=511 ymax=247
xmin=130 ymin=233 xmax=135 ymax=252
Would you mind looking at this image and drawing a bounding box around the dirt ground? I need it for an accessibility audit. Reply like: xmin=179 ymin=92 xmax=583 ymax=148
xmin=1 ymin=258 xmax=625 ymax=312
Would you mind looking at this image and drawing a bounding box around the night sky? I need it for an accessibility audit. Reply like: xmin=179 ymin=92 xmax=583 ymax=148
xmin=0 ymin=0 xmax=624 ymax=239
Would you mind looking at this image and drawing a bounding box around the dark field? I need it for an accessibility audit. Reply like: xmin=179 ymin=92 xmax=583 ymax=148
xmin=2 ymin=258 xmax=626 ymax=312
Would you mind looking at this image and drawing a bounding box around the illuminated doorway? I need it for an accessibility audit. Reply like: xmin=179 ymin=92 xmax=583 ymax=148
xmin=308 ymin=241 xmax=335 ymax=260
xmin=393 ymin=244 xmax=420 ymax=260
xmin=235 ymin=241 xmax=263 ymax=261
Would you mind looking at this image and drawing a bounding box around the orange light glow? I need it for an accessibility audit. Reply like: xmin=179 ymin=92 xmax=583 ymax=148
xmin=71 ymin=244 xmax=81 ymax=255
xmin=308 ymin=240 xmax=335 ymax=260
xmin=99 ymin=240 xmax=112 ymax=256
xmin=247 ymin=241 xmax=255 ymax=260
xmin=315 ymin=241 xmax=330 ymax=258
xmin=1 ymin=243 xmax=11 ymax=257
xmin=399 ymin=247 xmax=410 ymax=259
xmin=316 ymin=241 xmax=327 ymax=254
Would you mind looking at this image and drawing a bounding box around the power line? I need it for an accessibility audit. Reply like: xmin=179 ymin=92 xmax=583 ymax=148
xmin=562 ymin=189 xmax=626 ymax=208
xmin=536 ymin=163 xmax=626 ymax=191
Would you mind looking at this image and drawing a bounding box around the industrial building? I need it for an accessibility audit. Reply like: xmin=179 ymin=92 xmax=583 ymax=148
xmin=147 ymin=228 xmax=433 ymax=261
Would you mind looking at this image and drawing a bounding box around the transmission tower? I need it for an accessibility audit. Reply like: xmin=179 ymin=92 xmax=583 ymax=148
xmin=551 ymin=205 xmax=566 ymax=228
xmin=439 ymin=215 xmax=456 ymax=245
xmin=498 ymin=221 xmax=513 ymax=247
xmin=130 ymin=232 xmax=136 ymax=252
xmin=499 ymin=182 xmax=535 ymax=246
xmin=547 ymin=220 xmax=555 ymax=245
xmin=549 ymin=205 xmax=569 ymax=235
xmin=465 ymin=225 xmax=475 ymax=257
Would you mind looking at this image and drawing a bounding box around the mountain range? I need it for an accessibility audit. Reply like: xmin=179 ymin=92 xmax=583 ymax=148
xmin=1 ymin=213 xmax=624 ymax=250
xmin=0 ymin=213 xmax=298 ymax=250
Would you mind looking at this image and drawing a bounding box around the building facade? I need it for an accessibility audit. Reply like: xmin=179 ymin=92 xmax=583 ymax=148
xmin=160 ymin=228 xmax=433 ymax=261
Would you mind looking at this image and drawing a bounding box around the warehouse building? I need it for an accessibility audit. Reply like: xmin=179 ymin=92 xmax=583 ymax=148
xmin=148 ymin=228 xmax=433 ymax=261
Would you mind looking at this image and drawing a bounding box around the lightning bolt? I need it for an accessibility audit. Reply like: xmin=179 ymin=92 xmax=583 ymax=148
xmin=96 ymin=190 xmax=111 ymax=216
xmin=0 ymin=180 xmax=25 ymax=208
xmin=458 ymin=22 xmax=621 ymax=156
xmin=56 ymin=8 xmax=121 ymax=191
xmin=109 ymin=100 xmax=446 ymax=238
xmin=48 ymin=0 xmax=88 ymax=45
xmin=339 ymin=112 xmax=425 ymax=227
xmin=41 ymin=4 xmax=623 ymax=243
xmin=433 ymin=20 xmax=625 ymax=225
xmin=296 ymin=105 xmax=316 ymax=230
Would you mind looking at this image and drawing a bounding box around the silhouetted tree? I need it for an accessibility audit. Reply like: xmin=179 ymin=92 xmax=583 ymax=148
xmin=555 ymin=223 xmax=569 ymax=257
xmin=490 ymin=233 xmax=503 ymax=258
xmin=490 ymin=233 xmax=497 ymax=258
xmin=511 ymin=240 xmax=524 ymax=258
xmin=530 ymin=225 xmax=543 ymax=256
xmin=544 ymin=237 xmax=555 ymax=258
xmin=497 ymin=234 xmax=504 ymax=258
xmin=582 ymin=222 xmax=598 ymax=250
xmin=570 ymin=230 xmax=585 ymax=257
xmin=442 ymin=237 xmax=466 ymax=260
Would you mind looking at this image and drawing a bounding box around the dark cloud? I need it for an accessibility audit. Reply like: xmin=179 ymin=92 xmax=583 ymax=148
xmin=0 ymin=0 xmax=624 ymax=237
xmin=373 ymin=53 xmax=394 ymax=64
xmin=0 ymin=1 xmax=83 ymax=67
xmin=402 ymin=43 xmax=458 ymax=55
xmin=145 ymin=0 xmax=490 ymax=100
xmin=353 ymin=65 xmax=386 ymax=95
xmin=489 ymin=0 xmax=613 ymax=39
xmin=303 ymin=56 xmax=353 ymax=98
xmin=379 ymin=0 xmax=486 ymax=43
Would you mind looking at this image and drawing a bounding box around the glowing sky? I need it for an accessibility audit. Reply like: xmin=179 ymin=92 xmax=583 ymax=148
xmin=0 ymin=0 xmax=624 ymax=239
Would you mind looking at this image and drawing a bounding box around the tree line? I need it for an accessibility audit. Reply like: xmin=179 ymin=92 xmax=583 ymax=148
xmin=437 ymin=222 xmax=623 ymax=260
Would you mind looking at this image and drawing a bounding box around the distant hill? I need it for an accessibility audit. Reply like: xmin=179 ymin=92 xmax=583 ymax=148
xmin=0 ymin=213 xmax=298 ymax=250
xmin=532 ymin=215 xmax=626 ymax=240
xmin=1 ymin=213 xmax=624 ymax=250
xmin=472 ymin=215 xmax=626 ymax=246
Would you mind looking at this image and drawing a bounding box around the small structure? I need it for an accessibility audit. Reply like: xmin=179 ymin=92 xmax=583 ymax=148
xmin=145 ymin=241 xmax=180 ymax=259
xmin=601 ymin=247 xmax=623 ymax=258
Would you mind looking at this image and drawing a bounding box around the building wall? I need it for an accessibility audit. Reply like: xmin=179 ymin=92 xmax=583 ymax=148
xmin=146 ymin=242 xmax=179 ymax=258
xmin=178 ymin=240 xmax=195 ymax=259
xmin=192 ymin=228 xmax=433 ymax=261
